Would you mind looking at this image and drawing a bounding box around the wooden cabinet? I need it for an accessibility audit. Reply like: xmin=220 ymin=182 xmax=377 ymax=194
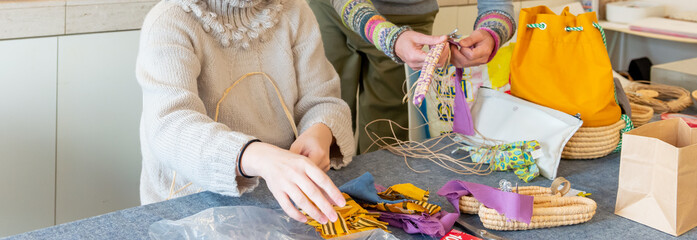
xmin=0 ymin=37 xmax=57 ymax=237
xmin=56 ymin=31 xmax=143 ymax=224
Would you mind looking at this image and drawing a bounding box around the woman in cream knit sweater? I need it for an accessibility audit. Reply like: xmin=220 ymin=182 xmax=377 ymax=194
xmin=136 ymin=0 xmax=355 ymax=224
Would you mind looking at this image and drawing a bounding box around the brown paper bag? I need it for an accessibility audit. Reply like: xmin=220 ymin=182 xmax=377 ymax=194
xmin=615 ymin=118 xmax=697 ymax=236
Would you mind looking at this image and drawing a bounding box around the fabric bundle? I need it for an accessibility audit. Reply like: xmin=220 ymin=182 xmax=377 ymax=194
xmin=456 ymin=140 xmax=542 ymax=182
xmin=337 ymin=173 xmax=458 ymax=238
xmin=304 ymin=193 xmax=389 ymax=239
xmin=377 ymin=211 xmax=455 ymax=236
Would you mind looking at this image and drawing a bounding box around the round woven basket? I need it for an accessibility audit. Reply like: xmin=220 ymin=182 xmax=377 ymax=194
xmin=479 ymin=196 xmax=597 ymax=231
xmin=561 ymin=119 xmax=624 ymax=159
xmin=459 ymin=178 xmax=570 ymax=214
xmin=625 ymin=83 xmax=692 ymax=113
xmin=693 ymin=90 xmax=697 ymax=102
xmin=459 ymin=186 xmax=562 ymax=214
xmin=630 ymin=103 xmax=653 ymax=127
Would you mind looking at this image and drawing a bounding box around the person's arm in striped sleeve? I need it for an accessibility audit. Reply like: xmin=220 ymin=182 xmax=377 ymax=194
xmin=450 ymin=0 xmax=516 ymax=68
xmin=329 ymin=0 xmax=448 ymax=70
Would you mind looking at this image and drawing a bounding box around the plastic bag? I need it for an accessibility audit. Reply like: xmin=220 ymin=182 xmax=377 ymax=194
xmin=148 ymin=206 xmax=398 ymax=240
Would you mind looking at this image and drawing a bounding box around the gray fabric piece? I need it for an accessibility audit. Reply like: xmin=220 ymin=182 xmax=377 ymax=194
xmin=614 ymin=77 xmax=632 ymax=118
xmin=10 ymin=115 xmax=697 ymax=240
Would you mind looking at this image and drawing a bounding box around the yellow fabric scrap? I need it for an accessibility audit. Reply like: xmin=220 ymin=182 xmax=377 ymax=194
xmin=305 ymin=193 xmax=389 ymax=239
xmin=378 ymin=183 xmax=429 ymax=202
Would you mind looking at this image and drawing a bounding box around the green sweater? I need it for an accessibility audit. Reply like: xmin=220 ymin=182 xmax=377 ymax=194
xmin=370 ymin=0 xmax=438 ymax=15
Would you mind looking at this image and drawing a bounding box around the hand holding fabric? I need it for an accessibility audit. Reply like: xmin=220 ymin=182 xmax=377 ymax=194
xmin=395 ymin=30 xmax=449 ymax=70
xmin=449 ymin=29 xmax=496 ymax=68
xmin=240 ymin=142 xmax=346 ymax=224
xmin=290 ymin=123 xmax=333 ymax=172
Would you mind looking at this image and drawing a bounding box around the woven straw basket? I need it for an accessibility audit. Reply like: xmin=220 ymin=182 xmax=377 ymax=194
xmin=459 ymin=186 xmax=565 ymax=214
xmin=459 ymin=178 xmax=571 ymax=214
xmin=459 ymin=178 xmax=597 ymax=231
xmin=561 ymin=119 xmax=624 ymax=159
xmin=630 ymin=103 xmax=653 ymax=127
xmin=692 ymin=90 xmax=697 ymax=102
xmin=479 ymin=195 xmax=596 ymax=230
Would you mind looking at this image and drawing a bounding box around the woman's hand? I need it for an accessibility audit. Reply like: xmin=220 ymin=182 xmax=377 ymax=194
xmin=290 ymin=123 xmax=333 ymax=172
xmin=449 ymin=29 xmax=496 ymax=68
xmin=395 ymin=30 xmax=449 ymax=70
xmin=240 ymin=142 xmax=346 ymax=224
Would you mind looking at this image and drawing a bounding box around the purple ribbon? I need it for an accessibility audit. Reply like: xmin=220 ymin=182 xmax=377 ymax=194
xmin=452 ymin=68 xmax=474 ymax=135
xmin=437 ymin=180 xmax=534 ymax=224
xmin=447 ymin=39 xmax=475 ymax=136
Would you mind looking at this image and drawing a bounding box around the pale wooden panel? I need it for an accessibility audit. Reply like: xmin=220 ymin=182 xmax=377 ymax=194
xmin=457 ymin=5 xmax=478 ymax=36
xmin=520 ymin=0 xmax=578 ymax=9
xmin=439 ymin=0 xmax=472 ymax=7
xmin=0 ymin=0 xmax=64 ymax=10
xmin=0 ymin=6 xmax=65 ymax=39
xmin=56 ymin=30 xmax=143 ymax=224
xmin=65 ymin=1 xmax=157 ymax=34
xmin=433 ymin=6 xmax=459 ymax=36
xmin=0 ymin=37 xmax=57 ymax=237
xmin=67 ymin=0 xmax=158 ymax=5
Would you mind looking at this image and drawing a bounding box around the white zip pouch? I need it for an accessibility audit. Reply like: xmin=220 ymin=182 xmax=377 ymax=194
xmin=467 ymin=88 xmax=583 ymax=180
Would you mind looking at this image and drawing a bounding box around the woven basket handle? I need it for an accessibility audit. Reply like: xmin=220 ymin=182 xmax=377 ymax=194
xmin=550 ymin=177 xmax=571 ymax=196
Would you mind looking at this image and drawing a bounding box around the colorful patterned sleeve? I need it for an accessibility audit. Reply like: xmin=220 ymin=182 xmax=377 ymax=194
xmin=473 ymin=0 xmax=516 ymax=62
xmin=332 ymin=0 xmax=409 ymax=63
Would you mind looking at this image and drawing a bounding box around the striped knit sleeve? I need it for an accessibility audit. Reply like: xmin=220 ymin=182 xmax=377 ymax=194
xmin=473 ymin=0 xmax=516 ymax=62
xmin=331 ymin=0 xmax=409 ymax=63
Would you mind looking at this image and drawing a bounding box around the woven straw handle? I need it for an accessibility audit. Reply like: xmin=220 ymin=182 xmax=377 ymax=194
xmin=550 ymin=177 xmax=570 ymax=196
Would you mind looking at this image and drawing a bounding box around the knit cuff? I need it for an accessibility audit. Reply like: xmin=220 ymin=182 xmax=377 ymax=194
xmin=474 ymin=10 xmax=516 ymax=62
xmin=297 ymin=108 xmax=356 ymax=170
xmin=478 ymin=28 xmax=501 ymax=63
xmin=381 ymin=25 xmax=411 ymax=64
xmin=202 ymin=132 xmax=260 ymax=197
xmin=339 ymin=0 xmax=409 ymax=63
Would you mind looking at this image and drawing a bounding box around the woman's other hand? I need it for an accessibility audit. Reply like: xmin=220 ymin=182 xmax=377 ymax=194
xmin=290 ymin=123 xmax=333 ymax=172
xmin=449 ymin=29 xmax=495 ymax=68
xmin=240 ymin=142 xmax=345 ymax=224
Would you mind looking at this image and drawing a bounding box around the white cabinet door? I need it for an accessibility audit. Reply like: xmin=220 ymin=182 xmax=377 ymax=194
xmin=56 ymin=30 xmax=142 ymax=224
xmin=0 ymin=37 xmax=57 ymax=237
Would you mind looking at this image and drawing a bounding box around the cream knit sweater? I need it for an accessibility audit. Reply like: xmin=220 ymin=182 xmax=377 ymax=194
xmin=137 ymin=0 xmax=355 ymax=204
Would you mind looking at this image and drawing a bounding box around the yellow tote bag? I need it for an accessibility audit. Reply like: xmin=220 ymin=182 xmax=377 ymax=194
xmin=511 ymin=6 xmax=620 ymax=127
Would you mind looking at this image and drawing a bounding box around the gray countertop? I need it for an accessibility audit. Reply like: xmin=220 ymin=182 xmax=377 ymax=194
xmin=7 ymin=136 xmax=696 ymax=240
